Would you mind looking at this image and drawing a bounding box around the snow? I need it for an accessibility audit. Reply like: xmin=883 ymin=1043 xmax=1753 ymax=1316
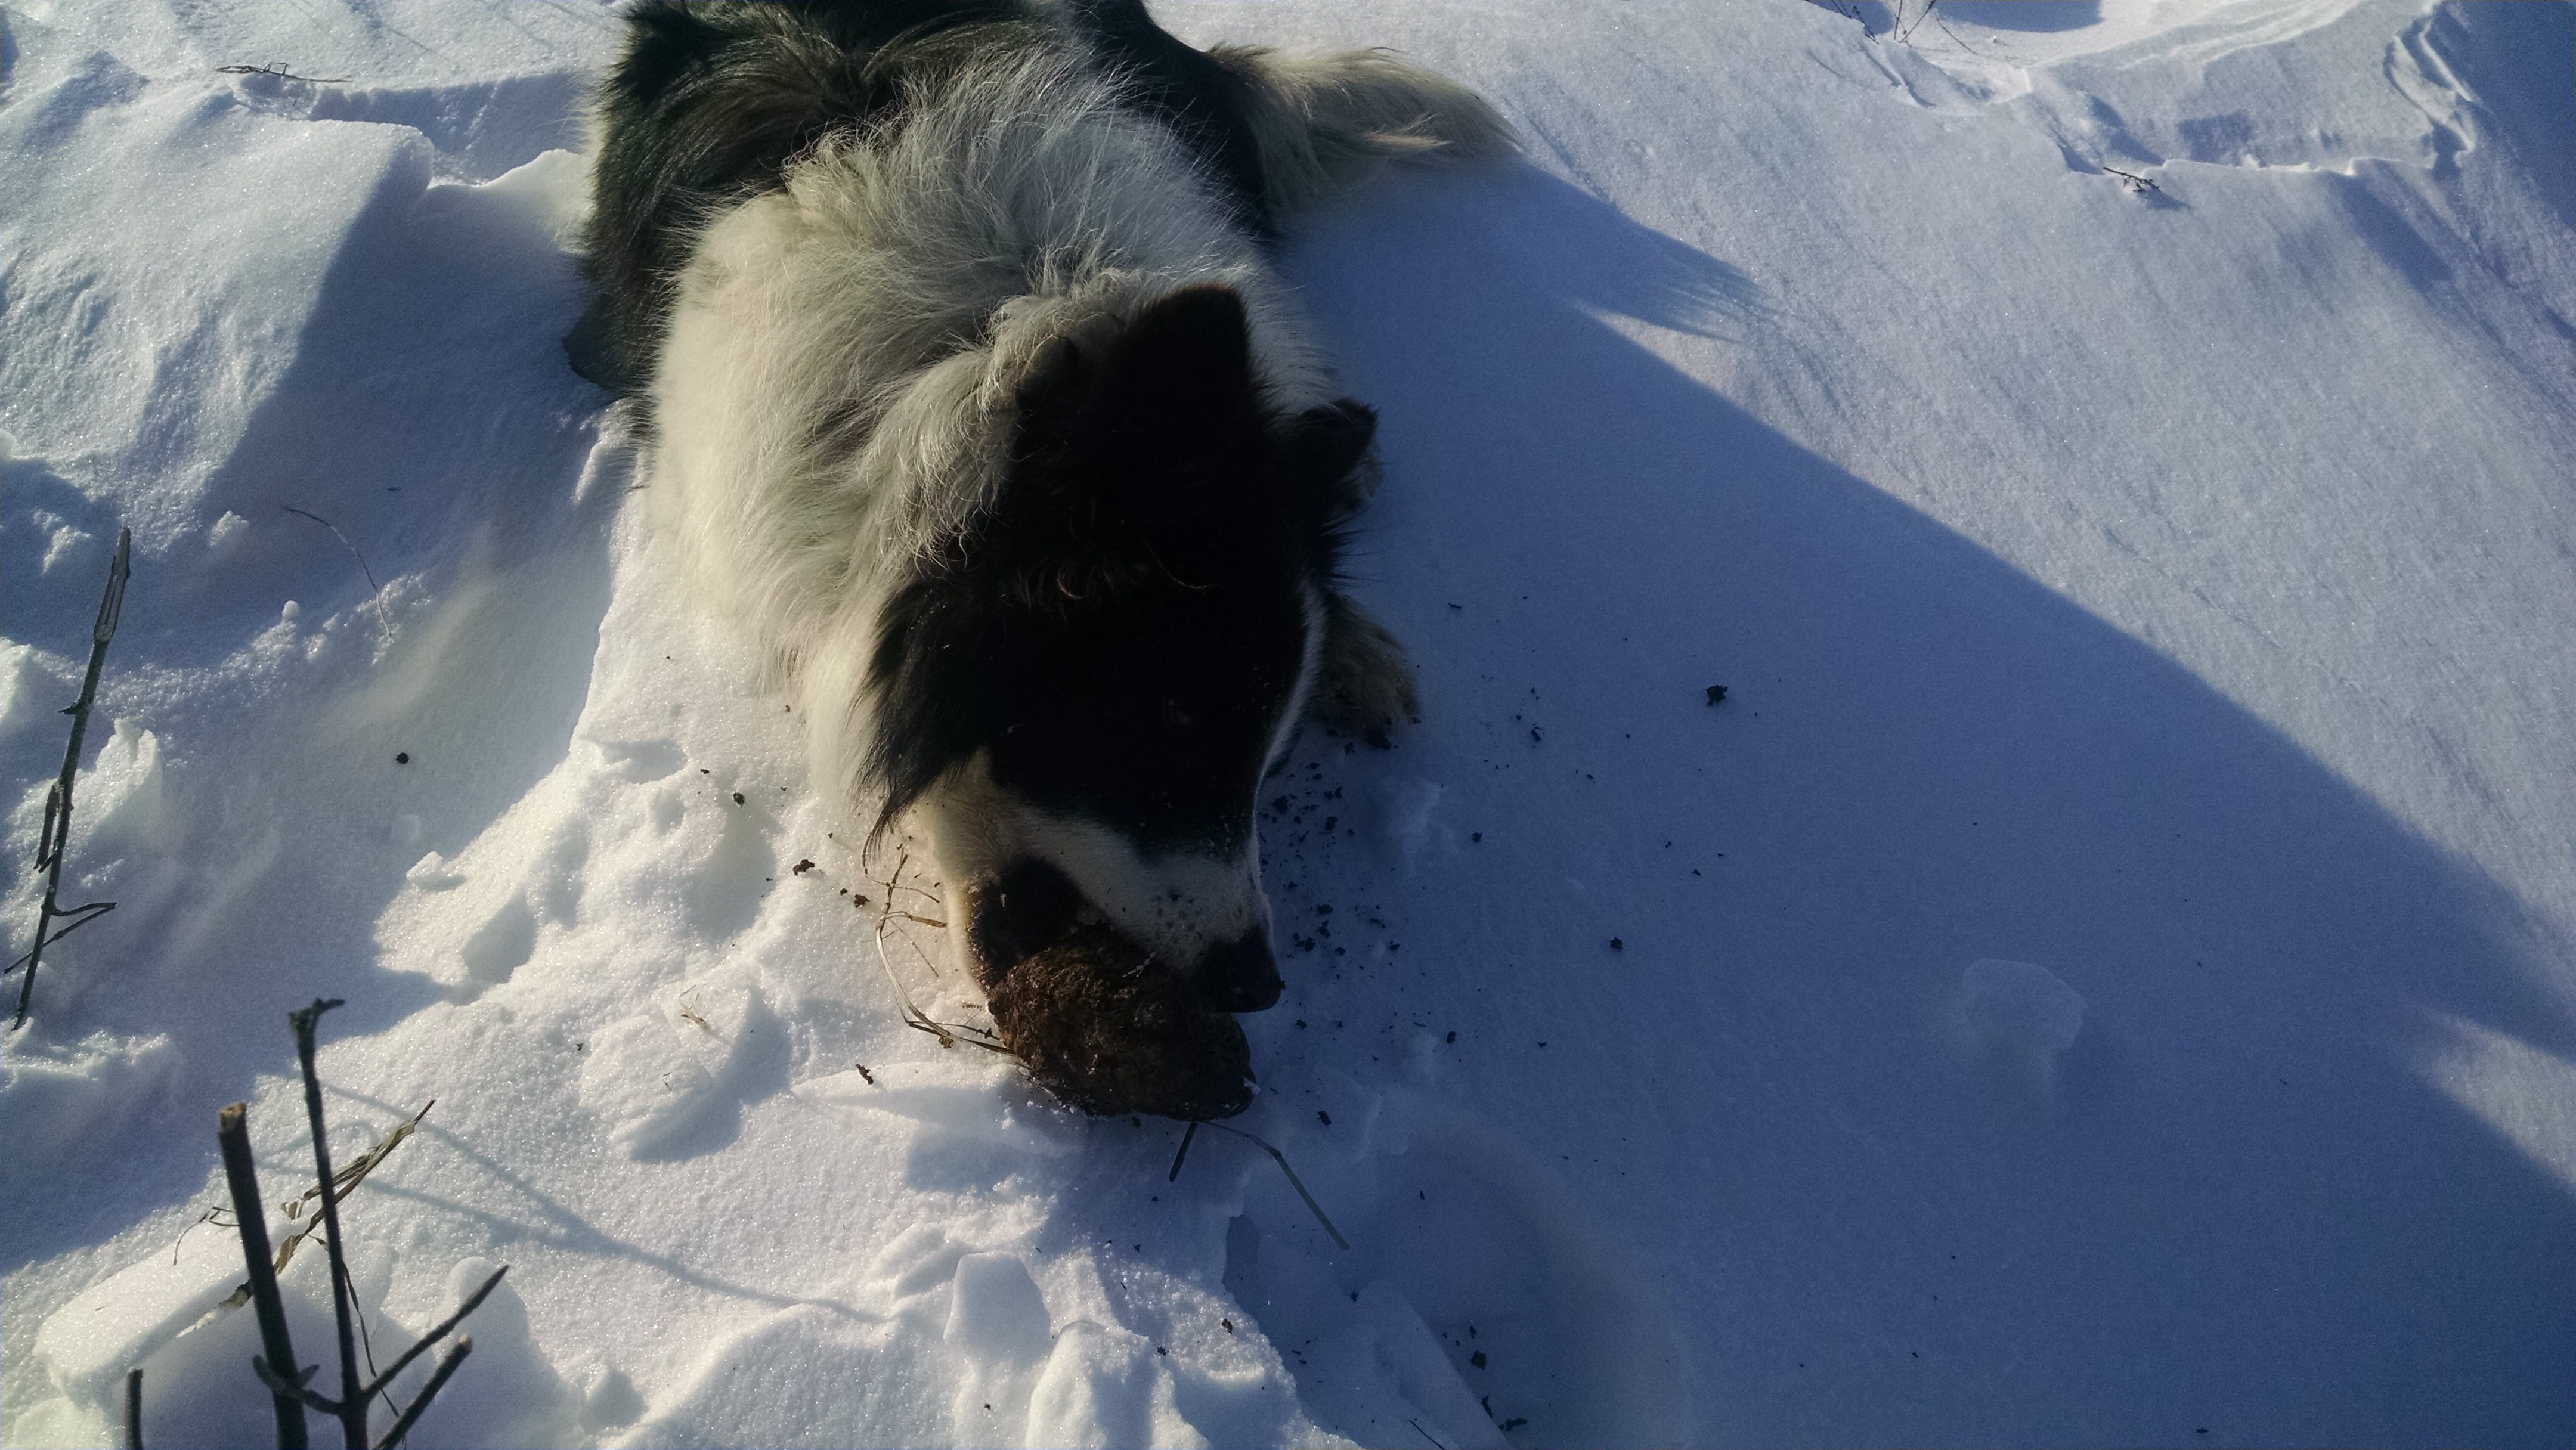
xmin=3 ymin=1 xmax=2569 ymax=1446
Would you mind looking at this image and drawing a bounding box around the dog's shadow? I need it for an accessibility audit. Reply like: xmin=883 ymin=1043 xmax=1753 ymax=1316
xmin=1261 ymin=162 xmax=2574 ymax=1442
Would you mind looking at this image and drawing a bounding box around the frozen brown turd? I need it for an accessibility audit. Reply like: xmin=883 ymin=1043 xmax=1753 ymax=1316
xmin=987 ymin=924 xmax=1255 ymax=1121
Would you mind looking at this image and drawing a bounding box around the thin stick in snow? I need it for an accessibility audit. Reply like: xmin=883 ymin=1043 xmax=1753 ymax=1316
xmin=227 ymin=1005 xmax=496 ymax=1445
xmin=370 ymin=1338 xmax=472 ymax=1450
xmin=289 ymin=999 xmax=371 ymax=1450
xmin=217 ymin=1102 xmax=311 ymax=1449
xmin=11 ymin=527 xmax=129 ymax=1031
xmin=215 ymin=63 xmax=351 ymax=84
xmin=357 ymin=1267 xmax=506 ymax=1405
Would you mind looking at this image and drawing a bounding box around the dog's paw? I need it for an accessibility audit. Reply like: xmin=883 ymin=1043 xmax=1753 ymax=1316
xmin=1313 ymin=602 xmax=1419 ymax=746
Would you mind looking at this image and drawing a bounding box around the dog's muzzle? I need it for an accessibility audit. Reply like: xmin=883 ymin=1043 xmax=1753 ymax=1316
xmin=965 ymin=857 xmax=1283 ymax=1013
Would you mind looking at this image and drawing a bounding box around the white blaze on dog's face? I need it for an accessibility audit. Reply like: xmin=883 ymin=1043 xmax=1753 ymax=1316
xmin=862 ymin=285 xmax=1377 ymax=1013
xmin=918 ymin=593 xmax=1321 ymax=1012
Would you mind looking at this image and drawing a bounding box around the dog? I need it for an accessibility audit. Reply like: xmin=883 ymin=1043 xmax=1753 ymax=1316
xmin=577 ymin=0 xmax=1510 ymax=1021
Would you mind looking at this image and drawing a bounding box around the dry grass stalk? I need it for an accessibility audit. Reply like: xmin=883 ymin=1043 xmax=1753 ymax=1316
xmin=215 ymin=1101 xmax=435 ymax=1310
xmin=1185 ymin=1119 xmax=1351 ymax=1250
xmin=865 ymin=848 xmax=1013 ymax=1054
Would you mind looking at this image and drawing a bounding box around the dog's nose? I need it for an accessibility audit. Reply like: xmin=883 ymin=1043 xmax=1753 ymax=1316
xmin=1193 ymin=927 xmax=1283 ymax=1012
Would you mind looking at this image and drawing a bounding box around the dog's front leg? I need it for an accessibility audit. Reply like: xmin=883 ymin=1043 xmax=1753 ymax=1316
xmin=1313 ymin=593 xmax=1420 ymax=746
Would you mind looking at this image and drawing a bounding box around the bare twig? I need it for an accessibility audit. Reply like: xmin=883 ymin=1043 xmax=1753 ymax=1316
xmin=901 ymin=1010 xmax=1016 ymax=1054
xmin=3 ymin=900 xmax=116 ymax=977
xmin=870 ymin=848 xmax=959 ymax=1043
xmin=13 ymin=528 xmax=129 ymax=1031
xmin=353 ymin=1302 xmax=395 ymax=1427
xmin=125 ymin=1368 xmax=143 ymax=1450
xmin=370 ymin=1338 xmax=470 ymax=1449
xmin=250 ymin=1358 xmax=340 ymax=1416
xmin=217 ymin=1102 xmax=310 ymax=1449
xmin=863 ymin=847 xmax=1021 ymax=1060
xmin=359 ymin=1267 xmax=505 ymax=1403
xmin=1928 ymin=4 xmax=1981 ymax=54
xmin=216 ymin=63 xmax=350 ymax=84
xmin=2103 ymin=166 xmax=2163 ymax=196
xmin=278 ymin=509 xmax=377 ymax=594
xmin=222 ymin=1017 xmax=493 ymax=1446
xmin=1167 ymin=1121 xmax=1198 ymax=1181
xmin=288 ymin=999 xmax=370 ymax=1449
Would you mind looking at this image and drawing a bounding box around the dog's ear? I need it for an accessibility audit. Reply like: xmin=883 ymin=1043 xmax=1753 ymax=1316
xmin=1093 ymin=284 xmax=1260 ymax=460
xmin=1015 ymin=285 xmax=1256 ymax=462
xmin=1281 ymin=397 xmax=1379 ymax=513
xmin=1093 ymin=287 xmax=1274 ymax=568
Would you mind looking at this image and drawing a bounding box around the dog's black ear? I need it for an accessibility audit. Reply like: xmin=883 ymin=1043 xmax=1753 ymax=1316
xmin=1020 ymin=286 xmax=1257 ymax=460
xmin=1091 ymin=286 xmax=1272 ymax=568
xmin=1094 ymin=284 xmax=1260 ymax=458
xmin=1283 ymin=397 xmax=1379 ymax=512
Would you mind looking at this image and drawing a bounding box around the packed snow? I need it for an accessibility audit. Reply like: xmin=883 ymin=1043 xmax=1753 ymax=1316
xmin=4 ymin=1 xmax=2570 ymax=1446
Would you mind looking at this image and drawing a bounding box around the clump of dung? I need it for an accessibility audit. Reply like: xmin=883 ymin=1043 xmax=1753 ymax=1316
xmin=987 ymin=924 xmax=1254 ymax=1121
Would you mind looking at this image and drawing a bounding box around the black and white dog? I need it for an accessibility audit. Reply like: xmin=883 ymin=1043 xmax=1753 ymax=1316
xmin=579 ymin=1 xmax=1508 ymax=1015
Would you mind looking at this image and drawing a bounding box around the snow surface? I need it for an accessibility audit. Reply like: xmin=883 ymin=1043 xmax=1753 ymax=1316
xmin=4 ymin=1 xmax=2571 ymax=1446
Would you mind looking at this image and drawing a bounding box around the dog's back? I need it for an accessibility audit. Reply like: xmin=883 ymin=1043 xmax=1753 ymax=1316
xmin=578 ymin=0 xmax=1262 ymax=394
xmin=575 ymin=0 xmax=1506 ymax=397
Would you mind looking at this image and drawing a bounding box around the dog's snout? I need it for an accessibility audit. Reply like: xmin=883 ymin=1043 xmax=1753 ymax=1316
xmin=1193 ymin=928 xmax=1283 ymax=1013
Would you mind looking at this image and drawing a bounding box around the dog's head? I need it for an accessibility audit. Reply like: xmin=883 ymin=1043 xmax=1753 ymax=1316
xmin=866 ymin=284 xmax=1376 ymax=1012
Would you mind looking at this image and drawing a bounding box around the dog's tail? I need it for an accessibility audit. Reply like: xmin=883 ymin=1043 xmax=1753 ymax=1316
xmin=1212 ymin=45 xmax=1519 ymax=219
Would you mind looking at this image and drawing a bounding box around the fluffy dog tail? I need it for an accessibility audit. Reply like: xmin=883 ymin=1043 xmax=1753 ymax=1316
xmin=1214 ymin=45 xmax=1520 ymax=218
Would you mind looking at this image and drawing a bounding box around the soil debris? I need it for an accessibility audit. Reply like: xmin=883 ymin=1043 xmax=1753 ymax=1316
xmin=987 ymin=924 xmax=1254 ymax=1121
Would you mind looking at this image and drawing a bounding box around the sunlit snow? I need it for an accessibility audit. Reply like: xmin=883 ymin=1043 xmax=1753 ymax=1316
xmin=4 ymin=2 xmax=2569 ymax=1446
